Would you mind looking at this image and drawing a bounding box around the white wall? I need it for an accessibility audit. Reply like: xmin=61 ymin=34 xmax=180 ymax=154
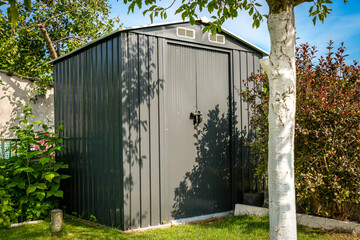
xmin=0 ymin=71 xmax=54 ymax=138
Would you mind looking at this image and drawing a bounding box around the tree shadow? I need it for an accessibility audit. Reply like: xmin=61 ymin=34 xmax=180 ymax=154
xmin=0 ymin=72 xmax=54 ymax=138
xmin=171 ymin=103 xmax=233 ymax=219
xmin=121 ymin=34 xmax=164 ymax=228
xmin=171 ymin=98 xmax=265 ymax=219
xmin=59 ymin=34 xmax=163 ymax=229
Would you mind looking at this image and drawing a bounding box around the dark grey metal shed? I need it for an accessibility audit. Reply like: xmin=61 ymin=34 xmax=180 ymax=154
xmin=51 ymin=17 xmax=268 ymax=230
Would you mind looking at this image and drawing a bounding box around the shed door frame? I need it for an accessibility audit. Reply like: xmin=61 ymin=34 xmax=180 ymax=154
xmin=159 ymin=38 xmax=236 ymax=220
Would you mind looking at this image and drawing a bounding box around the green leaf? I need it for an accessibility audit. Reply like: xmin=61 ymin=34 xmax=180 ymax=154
xmin=8 ymin=0 xmax=19 ymax=25
xmin=14 ymin=167 xmax=34 ymax=175
xmin=54 ymin=162 xmax=68 ymax=171
xmin=189 ymin=16 xmax=195 ymax=25
xmin=39 ymin=157 xmax=51 ymax=165
xmin=33 ymin=120 xmax=42 ymax=124
xmin=6 ymin=182 xmax=17 ymax=189
xmin=24 ymin=0 xmax=31 ymax=10
xmin=60 ymin=175 xmax=71 ymax=179
xmin=54 ymin=190 xmax=63 ymax=198
xmin=51 ymin=184 xmax=60 ymax=192
xmin=44 ymin=173 xmax=56 ymax=182
xmin=35 ymin=191 xmax=45 ymax=201
xmin=0 ymin=190 xmax=6 ymax=198
xmin=35 ymin=183 xmax=47 ymax=190
xmin=17 ymin=181 xmax=26 ymax=189
xmin=26 ymin=186 xmax=37 ymax=195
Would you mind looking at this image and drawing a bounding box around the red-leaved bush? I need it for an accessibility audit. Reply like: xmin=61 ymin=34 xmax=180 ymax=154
xmin=240 ymin=41 xmax=360 ymax=220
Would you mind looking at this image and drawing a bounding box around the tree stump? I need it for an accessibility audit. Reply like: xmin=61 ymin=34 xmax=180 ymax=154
xmin=51 ymin=209 xmax=63 ymax=233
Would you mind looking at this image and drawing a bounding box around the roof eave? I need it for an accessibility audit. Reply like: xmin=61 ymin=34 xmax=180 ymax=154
xmin=48 ymin=17 xmax=268 ymax=64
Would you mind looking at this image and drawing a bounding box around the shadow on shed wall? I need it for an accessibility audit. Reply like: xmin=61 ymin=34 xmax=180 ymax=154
xmin=122 ymin=33 xmax=164 ymax=228
xmin=171 ymin=100 xmax=263 ymax=219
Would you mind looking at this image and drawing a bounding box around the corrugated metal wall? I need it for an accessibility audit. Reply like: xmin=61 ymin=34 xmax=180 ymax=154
xmin=54 ymin=28 xmax=264 ymax=230
xmin=232 ymin=50 xmax=264 ymax=201
xmin=54 ymin=35 xmax=123 ymax=228
xmin=121 ymin=33 xmax=163 ymax=229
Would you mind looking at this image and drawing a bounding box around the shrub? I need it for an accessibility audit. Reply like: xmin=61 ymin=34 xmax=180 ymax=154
xmin=0 ymin=105 xmax=69 ymax=228
xmin=239 ymin=41 xmax=360 ymax=220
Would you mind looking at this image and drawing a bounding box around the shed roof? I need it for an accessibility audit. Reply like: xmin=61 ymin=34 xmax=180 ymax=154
xmin=49 ymin=17 xmax=269 ymax=64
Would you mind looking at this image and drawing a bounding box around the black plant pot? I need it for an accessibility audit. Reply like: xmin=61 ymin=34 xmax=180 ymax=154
xmin=243 ymin=192 xmax=265 ymax=207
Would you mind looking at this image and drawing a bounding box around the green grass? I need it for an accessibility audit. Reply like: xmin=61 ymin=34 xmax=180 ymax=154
xmin=0 ymin=215 xmax=356 ymax=240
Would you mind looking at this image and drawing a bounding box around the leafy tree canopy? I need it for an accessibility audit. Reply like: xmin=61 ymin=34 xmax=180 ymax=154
xmin=124 ymin=0 xmax=345 ymax=34
xmin=0 ymin=0 xmax=120 ymax=96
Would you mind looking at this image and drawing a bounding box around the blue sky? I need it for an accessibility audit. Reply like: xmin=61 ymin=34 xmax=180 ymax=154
xmin=110 ymin=0 xmax=360 ymax=64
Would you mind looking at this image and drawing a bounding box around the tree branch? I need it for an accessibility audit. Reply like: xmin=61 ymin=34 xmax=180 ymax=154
xmin=164 ymin=0 xmax=177 ymax=10
xmin=38 ymin=24 xmax=58 ymax=59
xmin=43 ymin=9 xmax=77 ymax=25
xmin=294 ymin=0 xmax=314 ymax=7
xmin=53 ymin=35 xmax=90 ymax=45
xmin=26 ymin=9 xmax=78 ymax=30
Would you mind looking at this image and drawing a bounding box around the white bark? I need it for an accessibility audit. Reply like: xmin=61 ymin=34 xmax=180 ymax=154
xmin=260 ymin=5 xmax=297 ymax=240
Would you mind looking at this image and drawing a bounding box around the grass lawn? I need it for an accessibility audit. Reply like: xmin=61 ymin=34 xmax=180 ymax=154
xmin=0 ymin=215 xmax=357 ymax=240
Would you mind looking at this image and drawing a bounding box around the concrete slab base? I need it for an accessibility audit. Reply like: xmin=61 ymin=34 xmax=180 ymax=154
xmin=11 ymin=220 xmax=44 ymax=228
xmin=234 ymin=204 xmax=360 ymax=233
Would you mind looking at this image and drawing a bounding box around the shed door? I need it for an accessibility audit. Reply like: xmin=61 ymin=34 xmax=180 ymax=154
xmin=163 ymin=43 xmax=231 ymax=221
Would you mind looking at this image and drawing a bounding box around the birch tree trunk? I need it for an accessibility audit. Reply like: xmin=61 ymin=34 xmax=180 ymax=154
xmin=260 ymin=5 xmax=297 ymax=240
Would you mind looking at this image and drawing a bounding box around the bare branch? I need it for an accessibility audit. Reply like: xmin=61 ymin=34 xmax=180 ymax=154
xmin=164 ymin=0 xmax=177 ymax=10
xmin=53 ymin=35 xmax=90 ymax=45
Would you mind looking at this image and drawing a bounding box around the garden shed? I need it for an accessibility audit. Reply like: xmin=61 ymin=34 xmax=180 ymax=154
xmin=51 ymin=17 xmax=268 ymax=230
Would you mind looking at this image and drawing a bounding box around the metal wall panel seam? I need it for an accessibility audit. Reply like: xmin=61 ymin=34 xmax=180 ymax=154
xmin=106 ymin=40 xmax=111 ymax=225
xmin=95 ymin=44 xmax=101 ymax=221
xmin=121 ymin=32 xmax=129 ymax=230
xmin=83 ymin=49 xmax=89 ymax=219
xmin=112 ymin=36 xmax=122 ymax=228
xmin=117 ymin=34 xmax=124 ymax=230
xmin=108 ymin=37 xmax=115 ymax=226
xmin=102 ymin=40 xmax=110 ymax=225
xmin=75 ymin=54 xmax=80 ymax=215
xmin=139 ymin=34 xmax=151 ymax=228
xmin=146 ymin=35 xmax=152 ymax=226
xmin=157 ymin=37 xmax=164 ymax=223
xmin=78 ymin=52 xmax=84 ymax=216
xmin=68 ymin=57 xmax=74 ymax=214
xmin=230 ymin=50 xmax=236 ymax=208
xmin=137 ymin=34 xmax=143 ymax=228
xmin=149 ymin=35 xmax=160 ymax=226
xmin=231 ymin=50 xmax=240 ymax=204
xmin=239 ymin=51 xmax=248 ymax=192
xmin=89 ymin=47 xmax=94 ymax=219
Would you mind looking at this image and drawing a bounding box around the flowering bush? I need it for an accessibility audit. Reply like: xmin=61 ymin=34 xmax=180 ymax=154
xmin=239 ymin=41 xmax=360 ymax=220
xmin=34 ymin=133 xmax=55 ymax=159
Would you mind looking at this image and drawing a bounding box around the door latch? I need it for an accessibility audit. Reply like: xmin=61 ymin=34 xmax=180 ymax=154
xmin=190 ymin=111 xmax=203 ymax=125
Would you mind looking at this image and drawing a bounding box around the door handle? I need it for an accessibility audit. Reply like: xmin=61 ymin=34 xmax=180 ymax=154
xmin=190 ymin=111 xmax=203 ymax=125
